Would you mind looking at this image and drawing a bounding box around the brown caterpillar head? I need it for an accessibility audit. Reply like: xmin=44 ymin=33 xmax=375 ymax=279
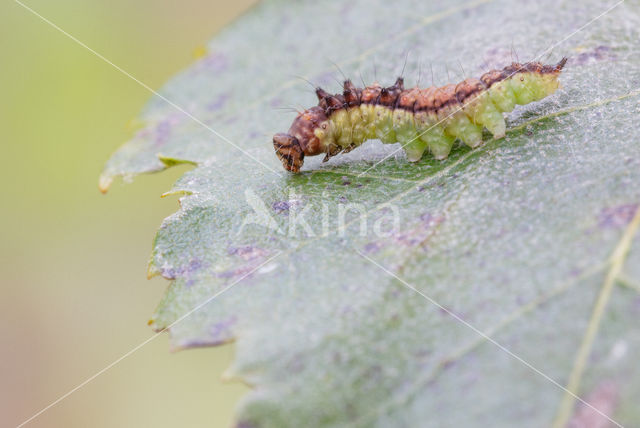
xmin=274 ymin=106 xmax=328 ymax=172
xmin=273 ymin=133 xmax=305 ymax=172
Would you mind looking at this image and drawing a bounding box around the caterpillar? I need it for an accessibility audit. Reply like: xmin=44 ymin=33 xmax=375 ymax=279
xmin=273 ymin=58 xmax=567 ymax=172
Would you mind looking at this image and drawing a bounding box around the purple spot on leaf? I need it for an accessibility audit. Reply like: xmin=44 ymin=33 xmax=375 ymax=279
xmin=363 ymin=241 xmax=383 ymax=254
xmin=571 ymin=45 xmax=616 ymax=66
xmin=161 ymin=258 xmax=205 ymax=284
xmin=272 ymin=200 xmax=291 ymax=214
xmin=209 ymin=316 xmax=237 ymax=341
xmin=199 ymin=52 xmax=229 ymax=73
xmin=228 ymin=245 xmax=269 ymax=261
xmin=270 ymin=97 xmax=284 ymax=108
xmin=598 ymin=203 xmax=638 ymax=229
xmin=313 ymin=71 xmax=335 ymax=87
xmin=478 ymin=47 xmax=513 ymax=71
xmin=206 ymin=92 xmax=230 ymax=112
xmin=143 ymin=113 xmax=183 ymax=146
xmin=568 ymin=380 xmax=618 ymax=427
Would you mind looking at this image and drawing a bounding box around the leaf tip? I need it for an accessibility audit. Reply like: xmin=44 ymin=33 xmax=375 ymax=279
xmin=98 ymin=174 xmax=113 ymax=194
xmin=146 ymin=264 xmax=160 ymax=279
xmin=192 ymin=44 xmax=208 ymax=59
xmin=157 ymin=154 xmax=198 ymax=168
xmin=221 ymin=367 xmax=239 ymax=383
xmin=160 ymin=189 xmax=192 ymax=198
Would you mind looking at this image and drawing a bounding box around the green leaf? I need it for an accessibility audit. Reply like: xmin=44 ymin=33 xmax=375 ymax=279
xmin=101 ymin=0 xmax=640 ymax=426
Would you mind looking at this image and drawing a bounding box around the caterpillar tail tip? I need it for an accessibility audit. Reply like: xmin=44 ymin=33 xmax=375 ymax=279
xmin=556 ymin=57 xmax=568 ymax=71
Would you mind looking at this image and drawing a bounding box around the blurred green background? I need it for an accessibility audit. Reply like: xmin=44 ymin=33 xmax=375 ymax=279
xmin=0 ymin=1 xmax=256 ymax=426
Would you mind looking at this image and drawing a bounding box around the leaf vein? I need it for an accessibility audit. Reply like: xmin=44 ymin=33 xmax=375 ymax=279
xmin=552 ymin=205 xmax=640 ymax=428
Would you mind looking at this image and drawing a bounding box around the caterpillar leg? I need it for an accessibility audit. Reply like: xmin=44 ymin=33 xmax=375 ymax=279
xmin=404 ymin=139 xmax=428 ymax=162
xmin=477 ymin=111 xmax=506 ymax=139
xmin=404 ymin=130 xmax=456 ymax=162
xmin=463 ymin=95 xmax=506 ymax=139
xmin=394 ymin=109 xmax=422 ymax=161
xmin=444 ymin=113 xmax=483 ymax=148
xmin=414 ymin=111 xmax=456 ymax=160
xmin=423 ymin=130 xmax=456 ymax=160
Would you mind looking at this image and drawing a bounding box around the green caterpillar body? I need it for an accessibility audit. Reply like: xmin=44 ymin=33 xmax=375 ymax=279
xmin=273 ymin=58 xmax=567 ymax=172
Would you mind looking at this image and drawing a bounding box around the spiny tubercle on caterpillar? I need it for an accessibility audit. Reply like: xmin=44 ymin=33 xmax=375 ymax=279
xmin=273 ymin=58 xmax=567 ymax=172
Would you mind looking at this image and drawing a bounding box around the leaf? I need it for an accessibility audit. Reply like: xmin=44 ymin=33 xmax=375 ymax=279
xmin=101 ymin=0 xmax=640 ymax=426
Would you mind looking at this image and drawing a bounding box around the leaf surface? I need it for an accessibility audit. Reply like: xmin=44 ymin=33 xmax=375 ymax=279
xmin=102 ymin=0 xmax=640 ymax=426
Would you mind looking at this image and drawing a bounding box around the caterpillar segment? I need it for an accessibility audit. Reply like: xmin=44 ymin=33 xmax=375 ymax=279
xmin=273 ymin=58 xmax=567 ymax=172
